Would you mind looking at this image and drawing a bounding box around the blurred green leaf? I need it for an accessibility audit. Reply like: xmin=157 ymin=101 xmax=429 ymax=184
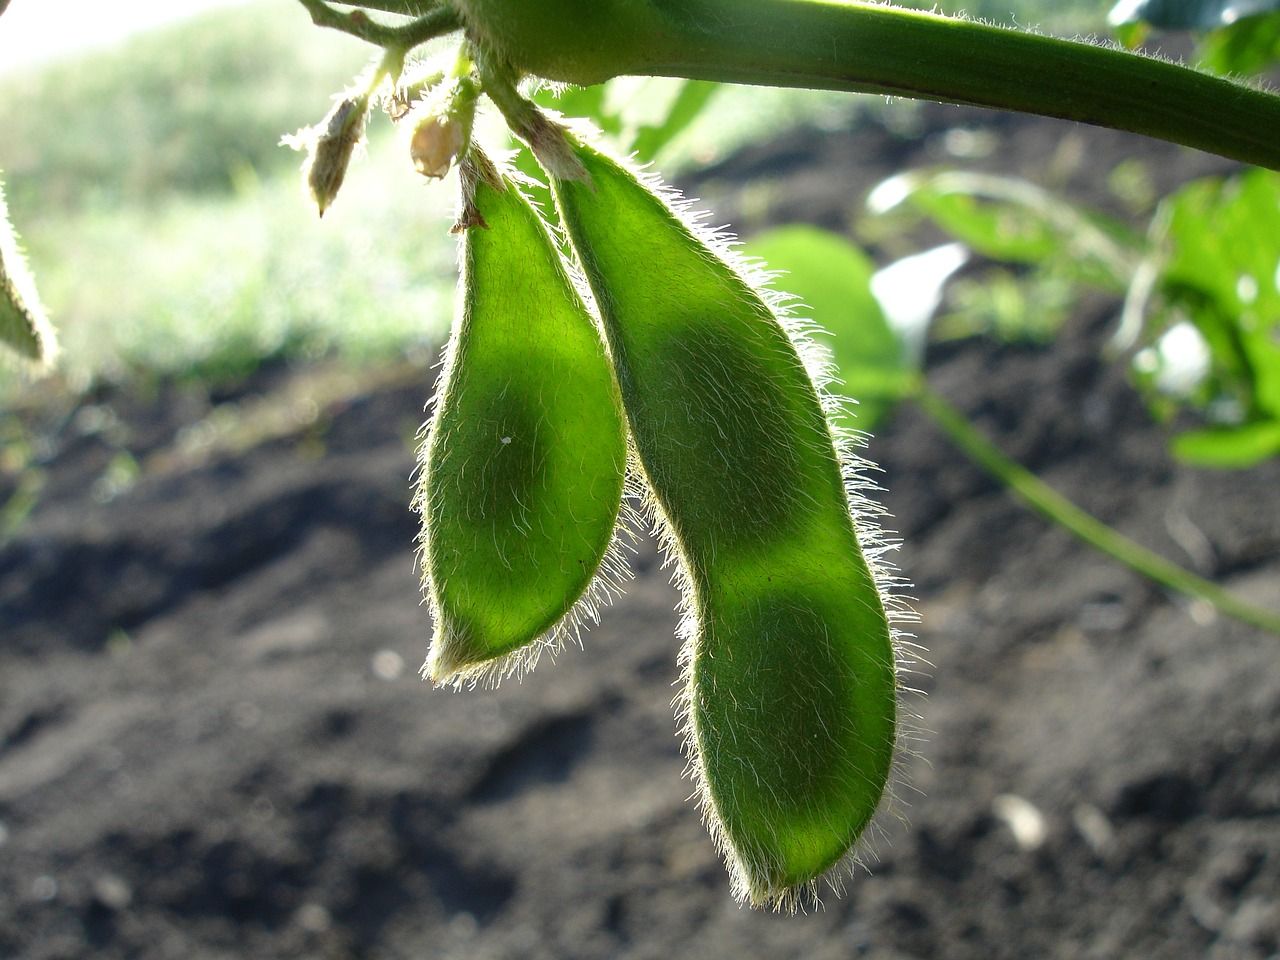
xmin=1109 ymin=0 xmax=1280 ymax=30
xmin=746 ymin=226 xmax=915 ymax=430
xmin=1159 ymin=170 xmax=1280 ymax=420
xmin=937 ymin=267 xmax=1077 ymax=343
xmin=629 ymin=81 xmax=720 ymax=163
xmin=530 ymin=78 xmax=719 ymax=164
xmin=868 ymin=171 xmax=1139 ymax=292
xmin=0 ymin=469 xmax=43 ymax=542
xmin=1173 ymin=420 xmax=1280 ymax=467
xmin=1198 ymin=11 xmax=1280 ymax=74
xmin=1113 ymin=19 xmax=1151 ymax=47
xmin=532 ymin=83 xmax=620 ymax=136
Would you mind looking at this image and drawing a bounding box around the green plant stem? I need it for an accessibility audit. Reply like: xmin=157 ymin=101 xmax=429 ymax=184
xmin=674 ymin=1 xmax=1280 ymax=170
xmin=297 ymin=0 xmax=462 ymax=50
xmin=464 ymin=0 xmax=1280 ymax=170
xmin=914 ymin=383 xmax=1280 ymax=636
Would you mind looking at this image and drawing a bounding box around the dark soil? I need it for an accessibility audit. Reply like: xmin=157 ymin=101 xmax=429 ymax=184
xmin=3 ymin=104 xmax=1279 ymax=960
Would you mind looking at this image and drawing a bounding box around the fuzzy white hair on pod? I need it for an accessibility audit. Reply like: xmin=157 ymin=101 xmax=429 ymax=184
xmin=413 ymin=149 xmax=638 ymax=691
xmin=538 ymin=123 xmax=925 ymax=912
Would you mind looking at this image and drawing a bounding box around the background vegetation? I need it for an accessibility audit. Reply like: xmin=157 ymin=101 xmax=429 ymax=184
xmin=0 ymin=0 xmax=1107 ymax=393
xmin=2 ymin=0 xmax=1277 ymax=602
xmin=3 ymin=1 xmax=1280 ymax=953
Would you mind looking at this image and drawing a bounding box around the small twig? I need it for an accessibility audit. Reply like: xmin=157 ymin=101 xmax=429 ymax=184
xmin=393 ymin=5 xmax=464 ymax=48
xmin=296 ymin=0 xmax=462 ymax=50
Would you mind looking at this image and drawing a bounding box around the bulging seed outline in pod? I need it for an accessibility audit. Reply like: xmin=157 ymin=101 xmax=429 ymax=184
xmin=546 ymin=132 xmax=924 ymax=910
xmin=0 ymin=175 xmax=57 ymax=367
xmin=415 ymin=147 xmax=637 ymax=689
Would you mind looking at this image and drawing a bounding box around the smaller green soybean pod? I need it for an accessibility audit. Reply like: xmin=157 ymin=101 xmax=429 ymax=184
xmin=0 ymin=177 xmax=57 ymax=366
xmin=418 ymin=152 xmax=628 ymax=687
xmin=550 ymin=139 xmax=903 ymax=908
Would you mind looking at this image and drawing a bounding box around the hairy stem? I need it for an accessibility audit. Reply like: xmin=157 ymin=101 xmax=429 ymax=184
xmin=914 ymin=384 xmax=1280 ymax=636
xmin=460 ymin=0 xmax=1280 ymax=170
xmin=676 ymin=1 xmax=1280 ymax=170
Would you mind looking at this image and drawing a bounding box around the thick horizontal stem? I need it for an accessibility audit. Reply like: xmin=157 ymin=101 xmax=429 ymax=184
xmin=458 ymin=0 xmax=1280 ymax=170
xmin=657 ymin=1 xmax=1280 ymax=169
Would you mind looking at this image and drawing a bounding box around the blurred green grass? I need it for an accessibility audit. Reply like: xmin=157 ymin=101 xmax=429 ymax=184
xmin=0 ymin=2 xmax=370 ymax=212
xmin=23 ymin=156 xmax=457 ymax=388
xmin=0 ymin=0 xmax=1106 ymax=397
xmin=0 ymin=2 xmax=462 ymax=393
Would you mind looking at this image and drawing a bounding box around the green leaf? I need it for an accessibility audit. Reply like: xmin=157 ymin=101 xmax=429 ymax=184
xmin=1159 ymin=170 xmax=1280 ymax=419
xmin=745 ymin=226 xmax=913 ymax=430
xmin=1113 ymin=19 xmax=1151 ymax=47
xmin=1109 ymin=0 xmax=1280 ymax=30
xmin=628 ymin=80 xmax=720 ymax=163
xmin=531 ymin=77 xmax=719 ymax=164
xmin=937 ymin=267 xmax=1078 ymax=344
xmin=1198 ymin=11 xmax=1280 ymax=74
xmin=868 ymin=171 xmax=1138 ymax=292
xmin=532 ymin=82 xmax=620 ymax=136
xmin=1172 ymin=420 xmax=1280 ymax=467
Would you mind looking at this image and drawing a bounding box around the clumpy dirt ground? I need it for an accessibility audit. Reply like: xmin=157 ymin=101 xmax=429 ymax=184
xmin=3 ymin=104 xmax=1279 ymax=960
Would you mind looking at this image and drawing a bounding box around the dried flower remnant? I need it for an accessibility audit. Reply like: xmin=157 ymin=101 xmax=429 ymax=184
xmin=283 ymin=94 xmax=371 ymax=217
xmin=410 ymin=113 xmax=467 ymax=179
xmin=404 ymin=75 xmax=478 ymax=181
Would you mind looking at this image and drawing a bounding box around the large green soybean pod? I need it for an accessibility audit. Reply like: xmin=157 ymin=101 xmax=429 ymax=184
xmin=550 ymin=140 xmax=900 ymax=908
xmin=418 ymin=154 xmax=628 ymax=687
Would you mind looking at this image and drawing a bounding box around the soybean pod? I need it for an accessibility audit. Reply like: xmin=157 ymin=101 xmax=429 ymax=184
xmin=418 ymin=151 xmax=628 ymax=687
xmin=0 ymin=178 xmax=56 ymax=366
xmin=549 ymin=140 xmax=901 ymax=908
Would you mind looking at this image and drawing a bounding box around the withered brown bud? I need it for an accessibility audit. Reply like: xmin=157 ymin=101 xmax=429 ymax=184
xmin=410 ymin=114 xmax=466 ymax=179
xmin=283 ymin=94 xmax=370 ymax=217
